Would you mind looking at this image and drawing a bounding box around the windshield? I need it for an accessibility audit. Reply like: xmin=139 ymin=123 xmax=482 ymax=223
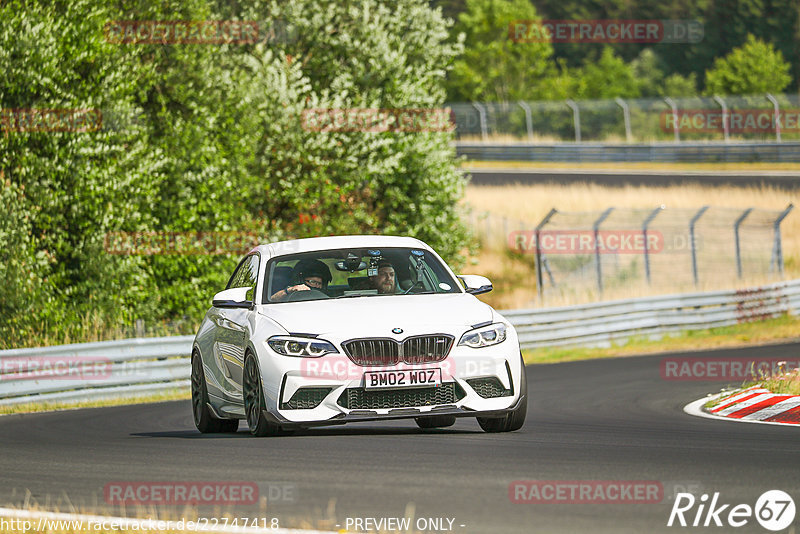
xmin=263 ymin=247 xmax=461 ymax=303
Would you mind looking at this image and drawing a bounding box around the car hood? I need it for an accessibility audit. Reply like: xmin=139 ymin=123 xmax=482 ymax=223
xmin=260 ymin=293 xmax=495 ymax=337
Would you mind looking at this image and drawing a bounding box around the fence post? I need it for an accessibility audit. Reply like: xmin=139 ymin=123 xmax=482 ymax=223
xmin=642 ymin=205 xmax=664 ymax=285
xmin=472 ymin=102 xmax=488 ymax=141
xmin=615 ymin=98 xmax=632 ymax=142
xmin=766 ymin=93 xmax=782 ymax=142
xmin=713 ymin=95 xmax=729 ymax=143
xmin=733 ymin=207 xmax=753 ymax=279
xmin=566 ymin=99 xmax=581 ymax=142
xmin=135 ymin=319 xmax=145 ymax=338
xmin=519 ymin=101 xmax=534 ymax=141
xmin=770 ymin=204 xmax=794 ymax=276
xmin=593 ymin=208 xmax=614 ymax=294
xmin=664 ymin=97 xmax=680 ymax=142
xmin=689 ymin=206 xmax=709 ymax=286
xmin=535 ymin=208 xmax=558 ymax=298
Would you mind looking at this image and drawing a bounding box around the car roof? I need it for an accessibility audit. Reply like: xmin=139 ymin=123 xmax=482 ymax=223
xmin=259 ymin=235 xmax=431 ymax=258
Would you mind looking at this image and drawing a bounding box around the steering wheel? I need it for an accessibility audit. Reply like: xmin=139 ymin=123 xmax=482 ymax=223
xmin=286 ymin=288 xmax=330 ymax=301
xmin=403 ymin=280 xmax=426 ymax=294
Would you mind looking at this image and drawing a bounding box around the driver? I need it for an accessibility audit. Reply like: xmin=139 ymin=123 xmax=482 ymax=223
xmin=271 ymin=259 xmax=332 ymax=302
xmin=368 ymin=260 xmax=396 ymax=294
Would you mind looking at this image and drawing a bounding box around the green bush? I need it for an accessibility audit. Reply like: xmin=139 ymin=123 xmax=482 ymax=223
xmin=0 ymin=0 xmax=468 ymax=348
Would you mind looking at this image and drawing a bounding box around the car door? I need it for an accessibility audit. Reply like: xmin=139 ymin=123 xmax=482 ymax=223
xmin=210 ymin=254 xmax=259 ymax=400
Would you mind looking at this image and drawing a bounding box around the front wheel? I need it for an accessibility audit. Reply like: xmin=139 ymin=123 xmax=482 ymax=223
xmin=191 ymin=352 xmax=239 ymax=433
xmin=243 ymin=353 xmax=292 ymax=437
xmin=476 ymin=361 xmax=528 ymax=433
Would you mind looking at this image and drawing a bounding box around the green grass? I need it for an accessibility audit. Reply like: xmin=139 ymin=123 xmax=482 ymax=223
xmin=0 ymin=388 xmax=190 ymax=415
xmin=522 ymin=313 xmax=800 ymax=365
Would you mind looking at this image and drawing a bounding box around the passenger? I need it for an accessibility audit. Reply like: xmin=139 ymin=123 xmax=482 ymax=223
xmin=271 ymin=259 xmax=331 ymax=302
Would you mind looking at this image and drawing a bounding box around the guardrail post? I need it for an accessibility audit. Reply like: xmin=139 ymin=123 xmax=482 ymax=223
xmin=733 ymin=207 xmax=753 ymax=279
xmin=689 ymin=206 xmax=709 ymax=286
xmin=770 ymin=204 xmax=794 ymax=276
xmin=566 ymin=99 xmax=581 ymax=142
xmin=593 ymin=208 xmax=614 ymax=294
xmin=713 ymin=95 xmax=729 ymax=143
xmin=615 ymin=98 xmax=632 ymax=142
xmin=519 ymin=101 xmax=534 ymax=141
xmin=472 ymin=102 xmax=488 ymax=141
xmin=664 ymin=97 xmax=680 ymax=142
xmin=535 ymin=208 xmax=558 ymax=298
xmin=766 ymin=93 xmax=781 ymax=142
xmin=642 ymin=205 xmax=664 ymax=285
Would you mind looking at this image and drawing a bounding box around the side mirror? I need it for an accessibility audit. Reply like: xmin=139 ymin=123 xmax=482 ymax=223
xmin=458 ymin=275 xmax=493 ymax=295
xmin=212 ymin=287 xmax=252 ymax=308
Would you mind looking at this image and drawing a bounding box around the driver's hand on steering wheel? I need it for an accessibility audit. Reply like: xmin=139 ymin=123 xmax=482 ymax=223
xmin=287 ymin=283 xmax=311 ymax=293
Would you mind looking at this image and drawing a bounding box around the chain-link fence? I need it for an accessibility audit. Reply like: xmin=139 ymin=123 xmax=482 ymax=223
xmin=449 ymin=93 xmax=800 ymax=143
xmin=467 ymin=205 xmax=794 ymax=301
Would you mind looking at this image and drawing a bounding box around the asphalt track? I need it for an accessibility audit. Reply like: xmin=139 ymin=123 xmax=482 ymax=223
xmin=2 ymin=342 xmax=799 ymax=533
xmin=467 ymin=168 xmax=800 ymax=188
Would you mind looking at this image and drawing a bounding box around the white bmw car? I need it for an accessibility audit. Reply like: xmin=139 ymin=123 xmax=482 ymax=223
xmin=191 ymin=235 xmax=527 ymax=436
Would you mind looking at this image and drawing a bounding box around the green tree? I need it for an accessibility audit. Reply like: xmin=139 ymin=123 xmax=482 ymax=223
xmin=573 ymin=47 xmax=639 ymax=99
xmin=1 ymin=0 xmax=471 ymax=346
xmin=662 ymin=73 xmax=697 ymax=97
xmin=445 ymin=0 xmax=562 ymax=101
xmin=704 ymin=34 xmax=792 ymax=95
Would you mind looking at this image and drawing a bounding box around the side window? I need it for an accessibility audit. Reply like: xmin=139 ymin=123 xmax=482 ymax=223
xmin=226 ymin=259 xmax=247 ymax=290
xmin=243 ymin=255 xmax=260 ymax=301
xmin=226 ymin=255 xmax=259 ymax=294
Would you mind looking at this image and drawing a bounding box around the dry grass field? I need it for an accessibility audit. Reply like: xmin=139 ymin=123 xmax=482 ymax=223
xmin=462 ymin=182 xmax=799 ymax=310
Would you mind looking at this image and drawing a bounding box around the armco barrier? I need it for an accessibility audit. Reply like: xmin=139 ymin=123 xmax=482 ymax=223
xmin=505 ymin=279 xmax=800 ymax=348
xmin=1 ymin=280 xmax=798 ymax=405
xmin=0 ymin=336 xmax=193 ymax=406
xmin=455 ymin=141 xmax=800 ymax=163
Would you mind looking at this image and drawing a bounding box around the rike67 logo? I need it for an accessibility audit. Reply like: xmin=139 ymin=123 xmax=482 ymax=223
xmin=668 ymin=490 xmax=795 ymax=531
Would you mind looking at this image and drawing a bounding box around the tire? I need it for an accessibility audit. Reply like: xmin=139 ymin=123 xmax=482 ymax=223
xmin=243 ymin=353 xmax=292 ymax=437
xmin=191 ymin=352 xmax=239 ymax=433
xmin=415 ymin=415 xmax=456 ymax=429
xmin=477 ymin=360 xmax=528 ymax=433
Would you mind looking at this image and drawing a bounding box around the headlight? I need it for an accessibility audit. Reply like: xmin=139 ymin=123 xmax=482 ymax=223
xmin=267 ymin=336 xmax=338 ymax=357
xmin=458 ymin=323 xmax=507 ymax=348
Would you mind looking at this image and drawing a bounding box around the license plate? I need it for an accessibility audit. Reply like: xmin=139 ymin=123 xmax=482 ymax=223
xmin=363 ymin=368 xmax=442 ymax=390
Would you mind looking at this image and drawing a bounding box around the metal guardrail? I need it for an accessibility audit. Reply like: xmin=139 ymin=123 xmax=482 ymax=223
xmin=504 ymin=279 xmax=800 ymax=348
xmin=0 ymin=336 xmax=193 ymax=406
xmin=1 ymin=280 xmax=798 ymax=405
xmin=455 ymin=141 xmax=800 ymax=163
